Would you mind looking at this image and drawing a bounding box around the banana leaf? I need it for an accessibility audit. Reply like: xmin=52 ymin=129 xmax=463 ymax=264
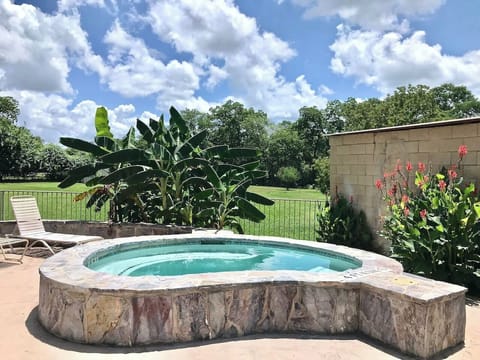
xmin=60 ymin=137 xmax=109 ymax=156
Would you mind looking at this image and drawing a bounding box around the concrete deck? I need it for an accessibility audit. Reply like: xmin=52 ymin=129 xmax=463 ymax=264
xmin=1 ymin=256 xmax=479 ymax=360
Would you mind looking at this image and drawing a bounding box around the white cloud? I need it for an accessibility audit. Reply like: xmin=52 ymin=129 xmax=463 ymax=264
xmin=102 ymin=21 xmax=201 ymax=103
xmin=0 ymin=90 xmax=140 ymax=143
xmin=289 ymin=0 xmax=446 ymax=31
xmin=319 ymin=84 xmax=334 ymax=95
xmin=0 ymin=1 xmax=106 ymax=93
xmin=58 ymin=0 xmax=106 ymax=12
xmin=146 ymin=0 xmax=326 ymax=118
xmin=330 ymin=25 xmax=480 ymax=96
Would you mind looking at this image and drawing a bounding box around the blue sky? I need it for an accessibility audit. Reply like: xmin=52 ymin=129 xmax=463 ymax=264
xmin=1 ymin=0 xmax=479 ymax=143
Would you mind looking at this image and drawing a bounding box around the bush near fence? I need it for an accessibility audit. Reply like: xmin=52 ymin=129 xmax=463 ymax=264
xmin=0 ymin=190 xmax=323 ymax=241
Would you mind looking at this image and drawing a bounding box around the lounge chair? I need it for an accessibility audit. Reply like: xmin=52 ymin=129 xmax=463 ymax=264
xmin=9 ymin=196 xmax=103 ymax=255
xmin=0 ymin=237 xmax=28 ymax=263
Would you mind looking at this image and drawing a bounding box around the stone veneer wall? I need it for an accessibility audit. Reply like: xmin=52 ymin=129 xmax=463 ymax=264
xmin=329 ymin=117 xmax=480 ymax=248
xmin=0 ymin=220 xmax=192 ymax=239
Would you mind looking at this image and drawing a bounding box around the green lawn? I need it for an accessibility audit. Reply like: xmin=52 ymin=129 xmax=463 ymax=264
xmin=0 ymin=182 xmax=325 ymax=240
xmin=0 ymin=182 xmax=108 ymax=222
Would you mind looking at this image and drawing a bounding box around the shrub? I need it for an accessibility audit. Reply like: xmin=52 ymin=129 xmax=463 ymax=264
xmin=314 ymin=156 xmax=329 ymax=194
xmin=277 ymin=166 xmax=300 ymax=190
xmin=316 ymin=192 xmax=377 ymax=252
xmin=377 ymin=145 xmax=480 ymax=292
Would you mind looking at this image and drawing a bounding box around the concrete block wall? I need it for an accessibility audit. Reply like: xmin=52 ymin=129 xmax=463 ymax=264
xmin=329 ymin=117 xmax=480 ymax=248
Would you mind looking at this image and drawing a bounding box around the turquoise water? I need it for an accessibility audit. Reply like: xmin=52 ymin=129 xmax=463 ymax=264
xmin=87 ymin=242 xmax=360 ymax=276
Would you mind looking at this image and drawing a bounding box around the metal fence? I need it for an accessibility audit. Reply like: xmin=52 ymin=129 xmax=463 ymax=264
xmin=0 ymin=190 xmax=324 ymax=241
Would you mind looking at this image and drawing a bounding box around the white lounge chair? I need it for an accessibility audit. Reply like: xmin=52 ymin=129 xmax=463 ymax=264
xmin=0 ymin=237 xmax=28 ymax=263
xmin=9 ymin=196 xmax=103 ymax=255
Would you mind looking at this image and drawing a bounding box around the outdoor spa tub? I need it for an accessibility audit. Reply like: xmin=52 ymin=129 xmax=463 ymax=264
xmin=39 ymin=233 xmax=467 ymax=358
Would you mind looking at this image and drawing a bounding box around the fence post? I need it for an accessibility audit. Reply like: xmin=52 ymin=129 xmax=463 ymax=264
xmin=0 ymin=191 xmax=4 ymax=221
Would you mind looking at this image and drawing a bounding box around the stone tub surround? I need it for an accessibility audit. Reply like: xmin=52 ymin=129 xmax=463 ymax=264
xmin=38 ymin=234 xmax=466 ymax=359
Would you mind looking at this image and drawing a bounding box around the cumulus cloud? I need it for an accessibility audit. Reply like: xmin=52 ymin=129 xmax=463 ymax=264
xmin=288 ymin=0 xmax=446 ymax=31
xmin=0 ymin=90 xmax=140 ymax=143
xmin=101 ymin=20 xmax=204 ymax=112
xmin=58 ymin=0 xmax=106 ymax=12
xmin=330 ymin=25 xmax=480 ymax=96
xmin=0 ymin=1 xmax=105 ymax=93
xmin=146 ymin=0 xmax=326 ymax=118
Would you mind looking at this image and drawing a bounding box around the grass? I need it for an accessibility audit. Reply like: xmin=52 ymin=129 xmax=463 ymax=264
xmin=0 ymin=182 xmax=325 ymax=240
xmin=0 ymin=182 xmax=108 ymax=222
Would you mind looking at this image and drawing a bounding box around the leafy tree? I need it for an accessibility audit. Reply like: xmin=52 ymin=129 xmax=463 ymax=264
xmin=0 ymin=119 xmax=42 ymax=179
xmin=295 ymin=106 xmax=329 ymax=162
xmin=382 ymin=84 xmax=440 ymax=126
xmin=0 ymin=96 xmax=20 ymax=124
xmin=181 ymin=108 xmax=212 ymax=135
xmin=430 ymin=83 xmax=480 ymax=118
xmin=314 ymin=157 xmax=330 ymax=194
xmin=343 ymin=97 xmax=386 ymax=131
xmin=208 ymin=100 xmax=270 ymax=150
xmin=265 ymin=122 xmax=304 ymax=183
xmin=40 ymin=144 xmax=76 ymax=181
xmin=277 ymin=166 xmax=300 ymax=190
xmin=323 ymin=100 xmax=345 ymax=133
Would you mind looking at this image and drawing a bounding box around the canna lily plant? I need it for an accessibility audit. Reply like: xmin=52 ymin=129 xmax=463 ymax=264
xmin=376 ymin=145 xmax=480 ymax=292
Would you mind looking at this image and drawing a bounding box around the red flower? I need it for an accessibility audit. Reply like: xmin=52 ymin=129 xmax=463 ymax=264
xmin=401 ymin=194 xmax=409 ymax=204
xmin=458 ymin=145 xmax=468 ymax=159
xmin=420 ymin=209 xmax=427 ymax=219
xmin=375 ymin=179 xmax=383 ymax=189
xmin=406 ymin=161 xmax=413 ymax=172
xmin=448 ymin=169 xmax=457 ymax=179
xmin=403 ymin=207 xmax=410 ymax=217
xmin=418 ymin=162 xmax=426 ymax=173
xmin=438 ymin=180 xmax=447 ymax=192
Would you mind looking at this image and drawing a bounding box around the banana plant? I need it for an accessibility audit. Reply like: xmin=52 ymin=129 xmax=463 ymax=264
xmin=59 ymin=106 xmax=274 ymax=230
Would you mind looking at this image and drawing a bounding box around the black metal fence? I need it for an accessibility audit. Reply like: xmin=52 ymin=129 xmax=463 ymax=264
xmin=0 ymin=190 xmax=323 ymax=241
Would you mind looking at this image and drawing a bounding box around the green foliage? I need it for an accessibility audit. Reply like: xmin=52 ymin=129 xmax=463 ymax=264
xmin=295 ymin=106 xmax=329 ymax=162
xmin=207 ymin=100 xmax=270 ymax=150
xmin=277 ymin=166 xmax=300 ymax=190
xmin=378 ymin=148 xmax=480 ymax=292
xmin=40 ymin=144 xmax=73 ymax=181
xmin=314 ymin=157 xmax=330 ymax=194
xmin=265 ymin=122 xmax=304 ymax=183
xmin=343 ymin=83 xmax=480 ymax=131
xmin=316 ymin=193 xmax=376 ymax=252
xmin=0 ymin=119 xmax=42 ymax=178
xmin=60 ymin=106 xmax=273 ymax=232
xmin=0 ymin=96 xmax=20 ymax=124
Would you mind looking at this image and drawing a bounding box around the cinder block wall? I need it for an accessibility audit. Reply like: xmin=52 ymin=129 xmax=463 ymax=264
xmin=329 ymin=117 xmax=480 ymax=248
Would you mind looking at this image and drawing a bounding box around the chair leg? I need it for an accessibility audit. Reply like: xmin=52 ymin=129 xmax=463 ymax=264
xmin=0 ymin=240 xmax=28 ymax=264
xmin=28 ymin=239 xmax=55 ymax=255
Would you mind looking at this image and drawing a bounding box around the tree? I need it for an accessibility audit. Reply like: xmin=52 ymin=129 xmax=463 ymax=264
xmin=0 ymin=96 xmax=20 ymax=124
xmin=430 ymin=83 xmax=480 ymax=118
xmin=382 ymin=84 xmax=440 ymax=126
xmin=343 ymin=97 xmax=386 ymax=131
xmin=265 ymin=122 xmax=304 ymax=184
xmin=295 ymin=106 xmax=329 ymax=162
xmin=0 ymin=120 xmax=42 ymax=178
xmin=314 ymin=157 xmax=330 ymax=194
xmin=180 ymin=108 xmax=212 ymax=134
xmin=277 ymin=166 xmax=300 ymax=190
xmin=323 ymin=100 xmax=345 ymax=133
xmin=40 ymin=144 xmax=75 ymax=181
xmin=208 ymin=100 xmax=270 ymax=150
